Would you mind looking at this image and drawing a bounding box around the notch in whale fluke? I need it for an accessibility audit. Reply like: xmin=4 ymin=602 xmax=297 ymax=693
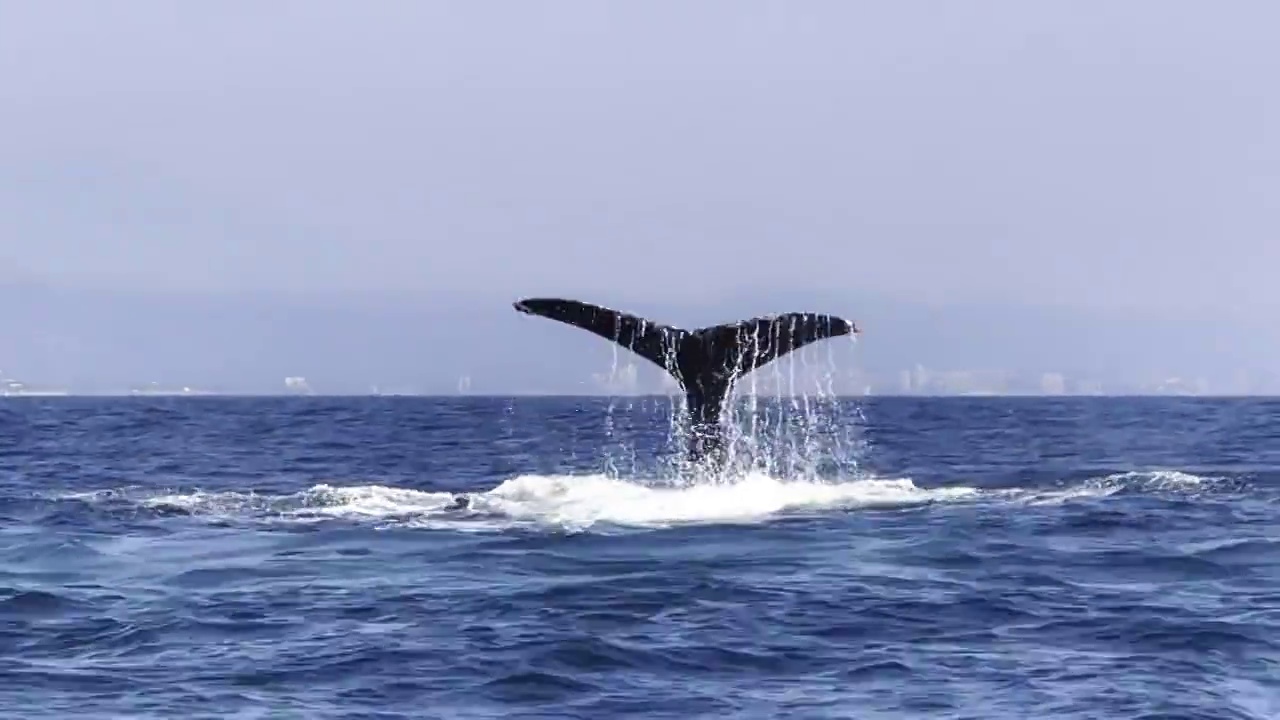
xmin=513 ymin=297 xmax=860 ymax=465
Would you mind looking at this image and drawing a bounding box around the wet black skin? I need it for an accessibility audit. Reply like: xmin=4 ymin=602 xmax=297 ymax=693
xmin=512 ymin=298 xmax=859 ymax=468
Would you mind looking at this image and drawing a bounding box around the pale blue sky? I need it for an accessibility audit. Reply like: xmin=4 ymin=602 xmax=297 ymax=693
xmin=3 ymin=1 xmax=1276 ymax=315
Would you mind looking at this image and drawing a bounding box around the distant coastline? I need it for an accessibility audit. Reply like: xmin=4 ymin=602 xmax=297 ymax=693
xmin=2 ymin=392 xmax=1275 ymax=399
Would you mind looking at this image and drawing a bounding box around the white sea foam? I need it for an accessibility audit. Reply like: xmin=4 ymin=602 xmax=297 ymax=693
xmin=91 ymin=468 xmax=1224 ymax=533
xmin=133 ymin=472 xmax=975 ymax=531
xmin=1009 ymin=469 xmax=1213 ymax=505
xmin=456 ymin=472 xmax=978 ymax=529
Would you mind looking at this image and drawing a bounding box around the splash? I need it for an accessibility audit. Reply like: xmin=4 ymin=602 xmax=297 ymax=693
xmin=596 ymin=334 xmax=867 ymax=483
xmin=723 ymin=337 xmax=869 ymax=480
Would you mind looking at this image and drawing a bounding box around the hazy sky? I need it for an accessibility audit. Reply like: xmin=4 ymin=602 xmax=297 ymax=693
xmin=3 ymin=1 xmax=1278 ymax=313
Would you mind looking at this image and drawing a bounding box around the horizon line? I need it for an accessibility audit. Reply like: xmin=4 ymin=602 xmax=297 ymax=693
xmin=2 ymin=392 xmax=1276 ymax=400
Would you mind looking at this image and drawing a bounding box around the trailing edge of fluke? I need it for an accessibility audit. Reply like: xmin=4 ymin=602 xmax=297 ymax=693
xmin=512 ymin=297 xmax=860 ymax=465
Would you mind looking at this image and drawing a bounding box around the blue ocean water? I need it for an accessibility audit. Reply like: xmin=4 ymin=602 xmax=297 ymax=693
xmin=2 ymin=395 xmax=1278 ymax=718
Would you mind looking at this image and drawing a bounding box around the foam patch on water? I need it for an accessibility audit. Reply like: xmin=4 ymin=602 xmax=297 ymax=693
xmin=59 ymin=468 xmax=1230 ymax=533
xmin=132 ymin=473 xmax=976 ymax=531
xmin=456 ymin=472 xmax=979 ymax=529
xmin=1012 ymin=469 xmax=1216 ymax=505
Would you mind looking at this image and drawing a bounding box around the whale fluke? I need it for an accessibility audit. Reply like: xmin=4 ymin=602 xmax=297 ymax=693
xmin=513 ymin=297 xmax=859 ymax=465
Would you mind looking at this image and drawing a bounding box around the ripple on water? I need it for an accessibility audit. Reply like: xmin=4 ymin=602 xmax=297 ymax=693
xmin=1 ymin=397 xmax=1279 ymax=718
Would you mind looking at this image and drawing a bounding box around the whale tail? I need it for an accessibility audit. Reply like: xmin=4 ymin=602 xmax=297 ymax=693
xmin=513 ymin=298 xmax=859 ymax=463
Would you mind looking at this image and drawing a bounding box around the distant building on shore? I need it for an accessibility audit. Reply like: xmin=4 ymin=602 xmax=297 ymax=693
xmin=0 ymin=371 xmax=70 ymax=396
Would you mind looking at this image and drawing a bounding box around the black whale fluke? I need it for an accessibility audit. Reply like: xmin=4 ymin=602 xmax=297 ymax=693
xmin=513 ymin=297 xmax=859 ymax=466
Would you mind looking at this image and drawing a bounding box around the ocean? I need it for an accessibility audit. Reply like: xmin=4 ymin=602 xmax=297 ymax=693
xmin=2 ymin=395 xmax=1277 ymax=718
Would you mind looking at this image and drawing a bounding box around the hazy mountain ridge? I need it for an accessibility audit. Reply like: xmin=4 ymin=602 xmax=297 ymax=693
xmin=2 ymin=282 xmax=1272 ymax=394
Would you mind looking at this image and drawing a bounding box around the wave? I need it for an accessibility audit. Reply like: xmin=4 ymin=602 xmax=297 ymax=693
xmin=1007 ymin=469 xmax=1215 ymax=505
xmin=54 ymin=469 xmax=1230 ymax=533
